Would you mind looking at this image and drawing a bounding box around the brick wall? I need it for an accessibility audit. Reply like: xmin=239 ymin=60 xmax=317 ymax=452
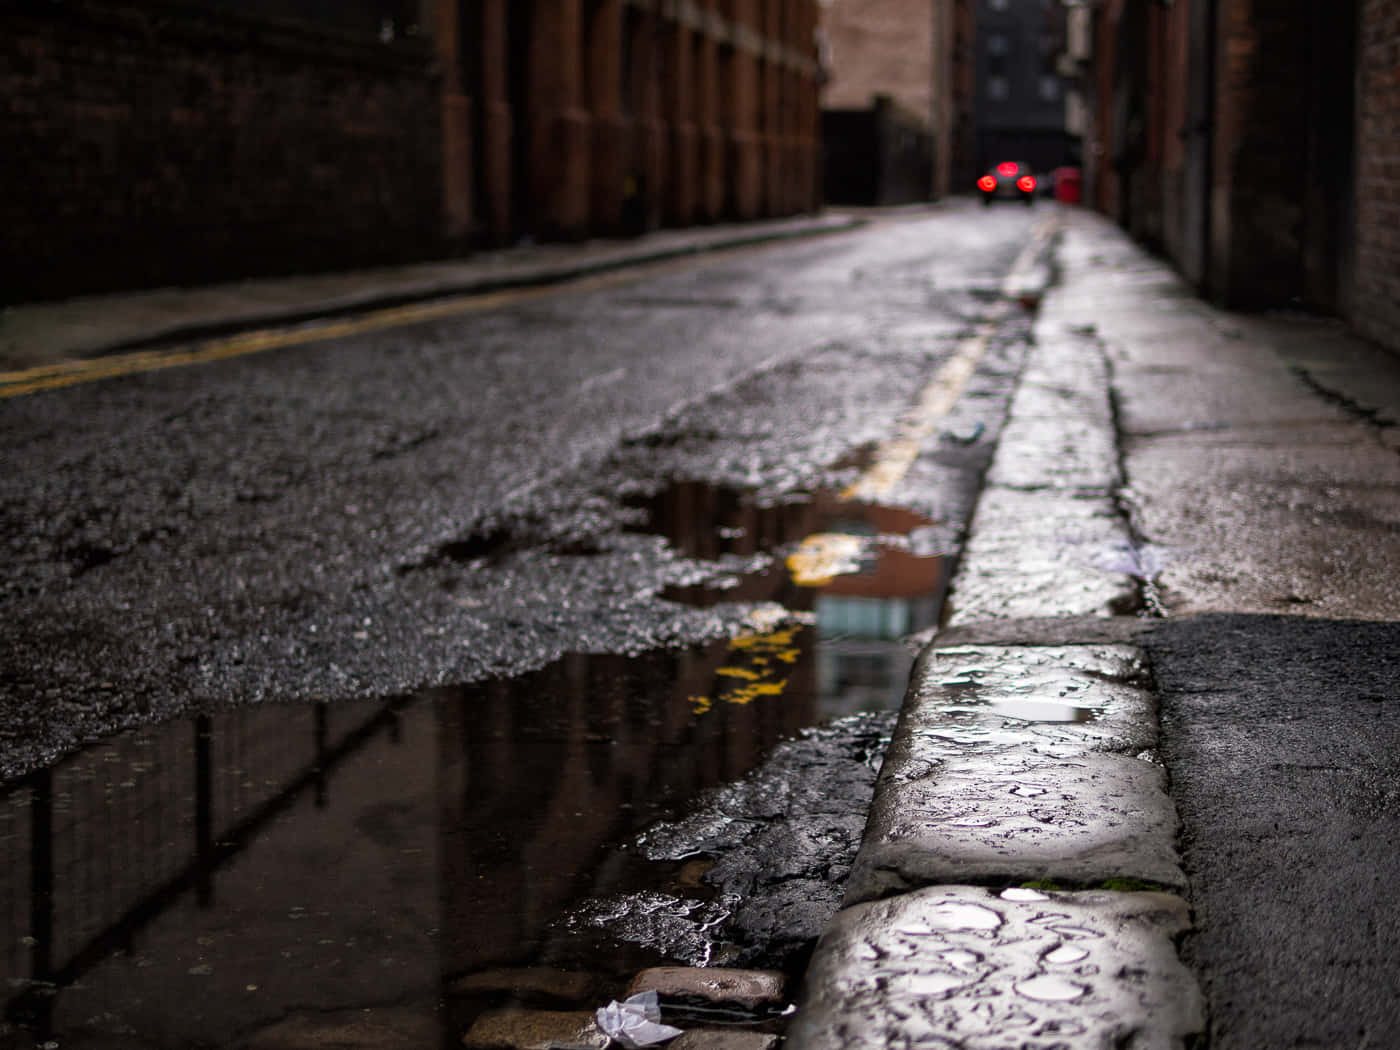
xmin=1353 ymin=0 xmax=1400 ymax=352
xmin=1 ymin=0 xmax=442 ymax=305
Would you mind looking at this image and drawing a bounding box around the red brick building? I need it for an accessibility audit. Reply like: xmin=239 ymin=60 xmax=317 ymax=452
xmin=1079 ymin=0 xmax=1399 ymax=353
xmin=439 ymin=0 xmax=824 ymax=244
xmin=2 ymin=0 xmax=823 ymax=304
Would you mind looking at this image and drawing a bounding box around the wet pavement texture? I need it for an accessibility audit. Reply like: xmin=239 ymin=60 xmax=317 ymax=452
xmin=1147 ymin=614 xmax=1400 ymax=1050
xmin=788 ymin=885 xmax=1202 ymax=1050
xmin=1 ymin=205 xmax=1037 ymax=781
xmin=1048 ymin=220 xmax=1400 ymax=623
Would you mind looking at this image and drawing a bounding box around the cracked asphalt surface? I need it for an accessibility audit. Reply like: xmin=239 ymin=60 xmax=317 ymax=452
xmin=1 ymin=206 xmax=1038 ymax=778
xmin=1 ymin=202 xmax=1056 ymax=1049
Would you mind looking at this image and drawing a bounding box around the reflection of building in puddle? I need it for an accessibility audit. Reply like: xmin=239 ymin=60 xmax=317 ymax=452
xmin=434 ymin=645 xmax=816 ymax=996
xmin=0 ymin=639 xmax=819 ymax=1047
xmin=628 ymin=482 xmax=945 ymax=720
xmin=806 ymin=502 xmax=943 ymax=719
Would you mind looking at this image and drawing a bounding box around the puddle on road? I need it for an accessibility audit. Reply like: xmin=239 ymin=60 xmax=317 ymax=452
xmin=1 ymin=650 xmax=801 ymax=1048
xmin=1 ymin=480 xmax=945 ymax=1049
xmin=626 ymin=480 xmax=946 ymax=719
xmin=937 ymin=672 xmax=1100 ymax=724
xmin=981 ymin=698 xmax=1097 ymax=723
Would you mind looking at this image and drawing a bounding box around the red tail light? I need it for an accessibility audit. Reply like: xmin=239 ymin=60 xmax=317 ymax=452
xmin=977 ymin=175 xmax=997 ymax=191
xmin=1017 ymin=175 xmax=1037 ymax=192
xmin=997 ymin=162 xmax=1019 ymax=177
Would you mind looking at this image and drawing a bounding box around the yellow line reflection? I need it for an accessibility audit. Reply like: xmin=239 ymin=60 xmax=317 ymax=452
xmin=0 ymin=275 xmax=630 ymax=399
xmin=688 ymin=215 xmax=1060 ymax=716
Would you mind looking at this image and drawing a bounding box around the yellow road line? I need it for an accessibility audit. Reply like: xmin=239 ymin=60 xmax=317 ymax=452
xmin=695 ymin=215 xmax=1061 ymax=716
xmin=786 ymin=531 xmax=868 ymax=587
xmin=0 ymin=234 xmax=834 ymax=400
xmin=842 ymin=214 xmax=1058 ymax=503
xmin=0 ymin=284 xmax=567 ymax=399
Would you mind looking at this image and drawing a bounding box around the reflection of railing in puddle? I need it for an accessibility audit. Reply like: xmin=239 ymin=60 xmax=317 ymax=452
xmin=1 ymin=698 xmax=408 ymax=1035
xmin=435 ymin=644 xmax=816 ymax=986
xmin=0 ymin=639 xmax=820 ymax=1043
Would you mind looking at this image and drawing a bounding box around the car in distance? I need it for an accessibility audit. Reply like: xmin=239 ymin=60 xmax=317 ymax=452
xmin=977 ymin=161 xmax=1037 ymax=206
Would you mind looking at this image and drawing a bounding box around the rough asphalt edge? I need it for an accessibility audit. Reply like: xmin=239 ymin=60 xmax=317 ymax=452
xmin=785 ymin=217 xmax=1207 ymax=1049
xmin=537 ymin=232 xmax=1045 ymax=981
xmin=9 ymin=216 xmax=867 ymax=364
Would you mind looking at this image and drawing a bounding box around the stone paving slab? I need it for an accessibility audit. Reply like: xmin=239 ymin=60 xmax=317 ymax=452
xmin=944 ymin=491 xmax=1136 ymax=624
xmin=986 ymin=417 xmax=1119 ymax=491
xmin=669 ymin=1031 xmax=779 ymax=1050
xmin=626 ymin=967 xmax=787 ymax=1008
xmin=845 ymin=645 xmax=1183 ymax=903
xmin=460 ymin=1008 xmax=609 ymax=1049
xmin=787 ymin=885 xmax=1203 ymax=1050
xmin=945 ymin=321 xmax=1137 ymax=626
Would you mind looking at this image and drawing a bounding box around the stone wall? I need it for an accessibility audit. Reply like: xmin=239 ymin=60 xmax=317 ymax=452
xmin=1206 ymin=0 xmax=1314 ymax=308
xmin=820 ymin=0 xmax=935 ymax=123
xmin=822 ymin=97 xmax=933 ymax=206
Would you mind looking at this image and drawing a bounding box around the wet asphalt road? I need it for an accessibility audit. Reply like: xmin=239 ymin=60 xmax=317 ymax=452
xmin=8 ymin=204 xmax=1400 ymax=1049
xmin=0 ymin=203 xmax=1048 ymax=1047
xmin=1 ymin=204 xmax=1039 ymax=781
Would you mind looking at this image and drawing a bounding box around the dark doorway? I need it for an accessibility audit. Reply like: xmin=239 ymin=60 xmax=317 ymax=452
xmin=1179 ymin=0 xmax=1215 ymax=288
xmin=506 ymin=0 xmax=534 ymax=239
xmin=458 ymin=0 xmax=487 ymax=239
xmin=1301 ymin=0 xmax=1357 ymax=311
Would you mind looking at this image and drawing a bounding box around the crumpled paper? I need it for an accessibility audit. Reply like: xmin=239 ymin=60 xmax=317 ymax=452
xmin=595 ymin=990 xmax=684 ymax=1048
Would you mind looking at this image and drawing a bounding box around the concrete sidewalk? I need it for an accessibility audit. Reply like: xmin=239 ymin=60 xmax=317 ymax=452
xmin=790 ymin=208 xmax=1400 ymax=1049
xmin=0 ymin=211 xmax=865 ymax=373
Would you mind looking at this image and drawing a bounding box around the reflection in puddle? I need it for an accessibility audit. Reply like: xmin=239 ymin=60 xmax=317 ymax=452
xmin=936 ymin=669 xmax=1101 ymax=724
xmin=1000 ymin=887 xmax=1051 ymax=902
xmin=1044 ymin=943 xmax=1091 ymax=965
xmin=1 ymin=479 xmax=946 ymax=1048
xmin=1 ymin=646 xmax=810 ymax=1047
xmin=985 ymin=699 xmax=1096 ymax=723
xmin=627 ymin=480 xmax=945 ymax=720
xmin=1015 ymin=974 xmax=1091 ymax=1002
xmin=901 ymin=901 xmax=1005 ymax=934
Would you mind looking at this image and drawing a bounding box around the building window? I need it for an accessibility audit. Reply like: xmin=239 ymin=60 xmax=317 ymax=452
xmin=988 ymin=0 xmax=1008 ymax=10
xmin=1039 ymin=76 xmax=1060 ymax=101
xmin=987 ymin=33 xmax=1008 ymax=55
xmin=988 ymin=76 xmax=1009 ymax=100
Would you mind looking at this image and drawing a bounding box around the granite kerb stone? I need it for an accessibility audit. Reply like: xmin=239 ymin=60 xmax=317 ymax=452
xmin=844 ymin=643 xmax=1185 ymax=904
xmin=787 ymin=885 xmax=1204 ymax=1050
